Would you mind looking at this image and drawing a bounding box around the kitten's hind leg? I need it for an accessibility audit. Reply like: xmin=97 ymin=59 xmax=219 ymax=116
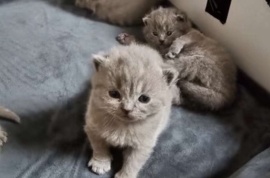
xmin=85 ymin=126 xmax=112 ymax=175
xmin=180 ymin=81 xmax=228 ymax=110
xmin=0 ymin=126 xmax=7 ymax=147
xmin=116 ymin=33 xmax=137 ymax=45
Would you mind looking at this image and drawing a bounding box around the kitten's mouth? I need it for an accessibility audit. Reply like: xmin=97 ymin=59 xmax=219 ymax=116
xmin=159 ymin=43 xmax=169 ymax=48
xmin=116 ymin=114 xmax=139 ymax=123
xmin=159 ymin=43 xmax=165 ymax=46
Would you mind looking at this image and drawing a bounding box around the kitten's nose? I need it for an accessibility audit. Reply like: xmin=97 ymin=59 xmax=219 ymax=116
xmin=159 ymin=39 xmax=164 ymax=44
xmin=121 ymin=102 xmax=133 ymax=115
xmin=121 ymin=108 xmax=131 ymax=115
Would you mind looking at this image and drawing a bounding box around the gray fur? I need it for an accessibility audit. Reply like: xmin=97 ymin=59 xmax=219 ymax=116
xmin=85 ymin=44 xmax=178 ymax=178
xmin=75 ymin=0 xmax=162 ymax=26
xmin=143 ymin=7 xmax=237 ymax=110
xmin=143 ymin=7 xmax=192 ymax=55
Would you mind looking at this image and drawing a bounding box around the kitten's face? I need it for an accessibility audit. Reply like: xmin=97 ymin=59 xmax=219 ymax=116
xmin=91 ymin=45 xmax=177 ymax=123
xmin=143 ymin=7 xmax=191 ymax=50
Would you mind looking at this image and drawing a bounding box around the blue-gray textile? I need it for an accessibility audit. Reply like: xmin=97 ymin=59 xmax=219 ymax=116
xmin=0 ymin=1 xmax=270 ymax=178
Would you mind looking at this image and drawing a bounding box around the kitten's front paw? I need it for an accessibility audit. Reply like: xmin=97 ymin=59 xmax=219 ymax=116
xmin=165 ymin=44 xmax=183 ymax=59
xmin=0 ymin=130 xmax=7 ymax=147
xmin=88 ymin=157 xmax=111 ymax=175
xmin=171 ymin=87 xmax=182 ymax=106
xmin=116 ymin=33 xmax=136 ymax=45
xmin=115 ymin=171 xmax=136 ymax=178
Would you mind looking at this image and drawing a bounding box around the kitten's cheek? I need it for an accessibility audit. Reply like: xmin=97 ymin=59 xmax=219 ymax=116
xmin=127 ymin=112 xmax=141 ymax=121
xmin=130 ymin=112 xmax=142 ymax=120
xmin=127 ymin=116 xmax=138 ymax=122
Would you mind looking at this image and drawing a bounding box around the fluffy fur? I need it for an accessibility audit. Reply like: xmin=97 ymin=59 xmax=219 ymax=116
xmin=143 ymin=7 xmax=237 ymax=110
xmin=75 ymin=0 xmax=162 ymax=26
xmin=143 ymin=7 xmax=192 ymax=55
xmin=84 ymin=44 xmax=178 ymax=178
xmin=0 ymin=106 xmax=20 ymax=147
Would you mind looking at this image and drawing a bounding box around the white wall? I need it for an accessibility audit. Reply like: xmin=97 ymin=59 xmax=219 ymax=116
xmin=171 ymin=0 xmax=270 ymax=92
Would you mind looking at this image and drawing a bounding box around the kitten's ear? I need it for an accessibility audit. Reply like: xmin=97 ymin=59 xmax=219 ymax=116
xmin=142 ymin=15 xmax=150 ymax=25
xmin=162 ymin=66 xmax=179 ymax=86
xmin=175 ymin=12 xmax=187 ymax=22
xmin=92 ymin=54 xmax=107 ymax=71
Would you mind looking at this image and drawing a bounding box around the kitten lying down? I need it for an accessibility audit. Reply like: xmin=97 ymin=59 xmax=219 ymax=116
xmin=117 ymin=7 xmax=237 ymax=111
xmin=85 ymin=44 xmax=178 ymax=178
xmin=75 ymin=0 xmax=162 ymax=26
xmin=0 ymin=106 xmax=20 ymax=147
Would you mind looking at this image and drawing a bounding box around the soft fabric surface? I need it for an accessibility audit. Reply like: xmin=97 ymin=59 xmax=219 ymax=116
xmin=230 ymin=147 xmax=270 ymax=178
xmin=0 ymin=1 xmax=270 ymax=178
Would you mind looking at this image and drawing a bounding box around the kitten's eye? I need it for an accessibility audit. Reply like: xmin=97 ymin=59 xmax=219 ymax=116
xmin=138 ymin=95 xmax=150 ymax=103
xmin=166 ymin=31 xmax=172 ymax=36
xmin=152 ymin=32 xmax=158 ymax=36
xmin=109 ymin=90 xmax=121 ymax=99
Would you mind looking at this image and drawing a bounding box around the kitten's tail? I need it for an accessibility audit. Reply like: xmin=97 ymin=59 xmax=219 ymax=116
xmin=0 ymin=106 xmax=20 ymax=124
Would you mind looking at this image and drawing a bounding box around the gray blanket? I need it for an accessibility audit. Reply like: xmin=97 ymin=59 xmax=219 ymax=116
xmin=0 ymin=1 xmax=270 ymax=178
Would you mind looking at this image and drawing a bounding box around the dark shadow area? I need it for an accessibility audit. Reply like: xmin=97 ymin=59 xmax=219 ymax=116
xmin=208 ymin=85 xmax=270 ymax=178
xmin=2 ymin=82 xmax=90 ymax=150
xmin=238 ymin=69 xmax=270 ymax=107
xmin=0 ymin=117 xmax=20 ymax=124
xmin=1 ymin=81 xmax=126 ymax=177
xmin=47 ymin=82 xmax=90 ymax=151
xmin=0 ymin=0 xmax=17 ymax=5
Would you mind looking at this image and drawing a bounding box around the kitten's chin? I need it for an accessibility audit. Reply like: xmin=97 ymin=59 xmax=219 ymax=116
xmin=115 ymin=115 xmax=142 ymax=123
xmin=157 ymin=44 xmax=170 ymax=50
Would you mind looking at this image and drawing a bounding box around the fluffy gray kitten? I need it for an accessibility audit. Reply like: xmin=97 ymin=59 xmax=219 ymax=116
xmin=143 ymin=7 xmax=192 ymax=55
xmin=75 ymin=0 xmax=162 ymax=26
xmin=142 ymin=7 xmax=237 ymax=110
xmin=84 ymin=44 xmax=178 ymax=178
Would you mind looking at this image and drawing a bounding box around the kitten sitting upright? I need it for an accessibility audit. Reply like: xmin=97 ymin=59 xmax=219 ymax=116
xmin=143 ymin=7 xmax=237 ymax=110
xmin=84 ymin=44 xmax=178 ymax=178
